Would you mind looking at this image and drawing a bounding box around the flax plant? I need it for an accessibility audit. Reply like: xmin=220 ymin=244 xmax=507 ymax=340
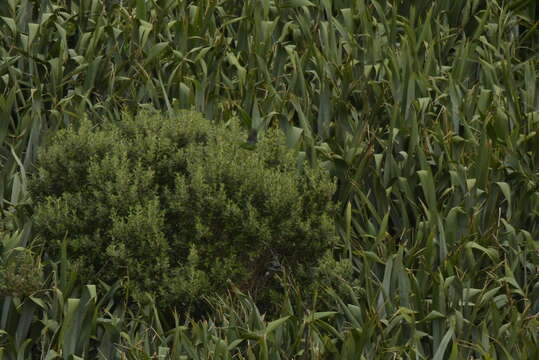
xmin=1 ymin=0 xmax=539 ymax=358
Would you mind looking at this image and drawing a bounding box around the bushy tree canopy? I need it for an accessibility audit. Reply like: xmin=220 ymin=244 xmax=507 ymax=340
xmin=29 ymin=111 xmax=337 ymax=310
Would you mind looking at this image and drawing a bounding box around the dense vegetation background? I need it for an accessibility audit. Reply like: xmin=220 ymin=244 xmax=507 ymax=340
xmin=1 ymin=0 xmax=538 ymax=358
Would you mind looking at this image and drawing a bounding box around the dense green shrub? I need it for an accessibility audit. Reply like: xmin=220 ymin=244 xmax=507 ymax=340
xmin=29 ymin=110 xmax=336 ymax=311
xmin=0 ymin=248 xmax=42 ymax=298
xmin=0 ymin=215 xmax=43 ymax=298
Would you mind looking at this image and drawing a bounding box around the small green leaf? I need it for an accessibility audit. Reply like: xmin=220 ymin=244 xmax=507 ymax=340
xmin=281 ymin=0 xmax=315 ymax=8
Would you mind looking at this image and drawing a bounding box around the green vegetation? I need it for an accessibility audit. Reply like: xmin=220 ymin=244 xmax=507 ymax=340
xmin=28 ymin=110 xmax=336 ymax=312
xmin=1 ymin=0 xmax=538 ymax=358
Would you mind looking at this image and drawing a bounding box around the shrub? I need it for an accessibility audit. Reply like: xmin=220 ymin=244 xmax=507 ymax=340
xmin=0 ymin=248 xmax=42 ymax=298
xmin=29 ymin=110 xmax=337 ymax=311
xmin=0 ymin=214 xmax=43 ymax=298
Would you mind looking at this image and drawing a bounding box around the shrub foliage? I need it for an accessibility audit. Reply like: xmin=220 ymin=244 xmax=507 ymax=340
xmin=29 ymin=111 xmax=336 ymax=309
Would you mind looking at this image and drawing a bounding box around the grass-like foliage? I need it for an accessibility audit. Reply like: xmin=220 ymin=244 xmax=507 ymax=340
xmin=28 ymin=110 xmax=336 ymax=312
xmin=1 ymin=0 xmax=539 ymax=357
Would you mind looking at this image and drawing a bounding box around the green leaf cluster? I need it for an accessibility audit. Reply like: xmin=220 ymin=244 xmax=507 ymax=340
xmin=0 ymin=0 xmax=538 ymax=357
xmin=28 ymin=110 xmax=337 ymax=311
xmin=0 ymin=248 xmax=41 ymax=298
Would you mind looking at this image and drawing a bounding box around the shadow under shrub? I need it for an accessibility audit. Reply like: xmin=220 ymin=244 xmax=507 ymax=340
xmin=29 ymin=110 xmax=337 ymax=313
